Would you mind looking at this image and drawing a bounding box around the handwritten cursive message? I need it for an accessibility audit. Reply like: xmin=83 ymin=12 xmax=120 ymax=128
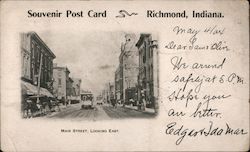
xmin=163 ymin=25 xmax=248 ymax=145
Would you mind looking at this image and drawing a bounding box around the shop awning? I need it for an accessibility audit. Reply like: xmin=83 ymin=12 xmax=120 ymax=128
xmin=21 ymin=81 xmax=37 ymax=95
xmin=40 ymin=87 xmax=54 ymax=97
xmin=21 ymin=81 xmax=54 ymax=98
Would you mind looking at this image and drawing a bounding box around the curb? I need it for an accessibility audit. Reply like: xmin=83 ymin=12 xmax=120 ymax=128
xmin=123 ymin=105 xmax=156 ymax=115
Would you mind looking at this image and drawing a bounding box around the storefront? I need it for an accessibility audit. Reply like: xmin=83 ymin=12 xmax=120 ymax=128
xmin=21 ymin=80 xmax=54 ymax=118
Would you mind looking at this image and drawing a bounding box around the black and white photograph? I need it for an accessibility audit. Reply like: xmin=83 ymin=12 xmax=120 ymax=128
xmin=21 ymin=31 xmax=159 ymax=120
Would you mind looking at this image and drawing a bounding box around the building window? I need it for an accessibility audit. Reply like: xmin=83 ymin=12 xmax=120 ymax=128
xmin=58 ymin=71 xmax=62 ymax=77
xmin=143 ymin=53 xmax=146 ymax=63
xmin=58 ymin=78 xmax=61 ymax=85
xmin=151 ymin=64 xmax=153 ymax=80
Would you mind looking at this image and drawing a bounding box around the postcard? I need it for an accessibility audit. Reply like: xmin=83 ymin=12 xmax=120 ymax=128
xmin=0 ymin=0 xmax=249 ymax=151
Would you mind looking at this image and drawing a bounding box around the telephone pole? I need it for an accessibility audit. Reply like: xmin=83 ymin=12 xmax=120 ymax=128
xmin=37 ymin=53 xmax=43 ymax=103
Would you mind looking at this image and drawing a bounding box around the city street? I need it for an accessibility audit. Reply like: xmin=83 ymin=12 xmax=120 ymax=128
xmin=46 ymin=103 xmax=155 ymax=120
xmin=21 ymin=32 xmax=159 ymax=121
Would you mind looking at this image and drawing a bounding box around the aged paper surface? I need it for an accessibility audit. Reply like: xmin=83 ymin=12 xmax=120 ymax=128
xmin=0 ymin=0 xmax=249 ymax=151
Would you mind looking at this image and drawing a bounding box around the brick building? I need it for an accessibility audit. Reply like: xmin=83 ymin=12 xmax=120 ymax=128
xmin=118 ymin=34 xmax=139 ymax=104
xmin=115 ymin=66 xmax=121 ymax=102
xmin=136 ymin=34 xmax=158 ymax=110
xmin=21 ymin=32 xmax=55 ymax=98
xmin=53 ymin=65 xmax=72 ymax=104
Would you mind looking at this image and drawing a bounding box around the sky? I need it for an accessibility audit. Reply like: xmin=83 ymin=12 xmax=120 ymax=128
xmin=38 ymin=31 xmax=138 ymax=96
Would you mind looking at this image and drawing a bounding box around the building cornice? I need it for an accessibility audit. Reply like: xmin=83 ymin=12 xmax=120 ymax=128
xmin=136 ymin=34 xmax=150 ymax=48
xmin=29 ymin=32 xmax=56 ymax=59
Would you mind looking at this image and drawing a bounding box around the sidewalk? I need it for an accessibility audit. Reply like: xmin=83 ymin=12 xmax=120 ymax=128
xmin=123 ymin=105 xmax=156 ymax=114
xmin=45 ymin=104 xmax=71 ymax=117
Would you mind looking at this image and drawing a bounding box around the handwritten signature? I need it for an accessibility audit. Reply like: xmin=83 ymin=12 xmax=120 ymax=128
xmin=165 ymin=121 xmax=248 ymax=145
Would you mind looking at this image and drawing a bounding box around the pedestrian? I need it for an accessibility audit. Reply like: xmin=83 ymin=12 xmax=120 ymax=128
xmin=48 ymin=99 xmax=52 ymax=113
xmin=66 ymin=100 xmax=68 ymax=106
xmin=129 ymin=98 xmax=134 ymax=106
xmin=141 ymin=94 xmax=146 ymax=111
xmin=142 ymin=98 xmax=146 ymax=111
xmin=41 ymin=101 xmax=47 ymax=115
xmin=36 ymin=102 xmax=41 ymax=116
xmin=111 ymin=99 xmax=115 ymax=107
xmin=30 ymin=101 xmax=38 ymax=117
xmin=55 ymin=100 xmax=61 ymax=112
xmin=22 ymin=99 xmax=29 ymax=118
xmin=26 ymin=99 xmax=33 ymax=118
